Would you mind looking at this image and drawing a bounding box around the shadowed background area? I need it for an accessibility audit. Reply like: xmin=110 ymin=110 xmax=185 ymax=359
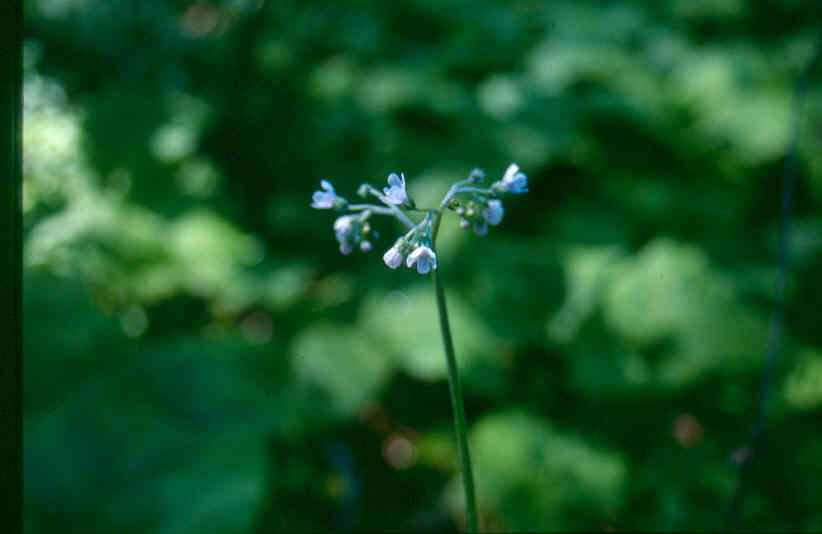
xmin=22 ymin=0 xmax=822 ymax=532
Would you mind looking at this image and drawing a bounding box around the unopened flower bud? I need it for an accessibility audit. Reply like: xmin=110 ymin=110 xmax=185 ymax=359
xmin=382 ymin=240 xmax=405 ymax=269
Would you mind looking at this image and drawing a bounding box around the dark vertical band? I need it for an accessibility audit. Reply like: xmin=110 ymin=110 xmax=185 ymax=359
xmin=0 ymin=0 xmax=23 ymax=532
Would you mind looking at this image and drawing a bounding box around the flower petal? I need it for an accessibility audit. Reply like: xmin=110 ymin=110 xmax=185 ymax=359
xmin=417 ymin=258 xmax=431 ymax=274
xmin=502 ymin=163 xmax=520 ymax=183
xmin=387 ymin=173 xmax=402 ymax=187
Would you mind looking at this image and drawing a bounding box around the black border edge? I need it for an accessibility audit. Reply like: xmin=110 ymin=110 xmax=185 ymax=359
xmin=1 ymin=0 xmax=23 ymax=532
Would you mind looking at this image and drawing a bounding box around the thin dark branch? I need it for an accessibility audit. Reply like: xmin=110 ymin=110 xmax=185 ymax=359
xmin=724 ymin=29 xmax=822 ymax=530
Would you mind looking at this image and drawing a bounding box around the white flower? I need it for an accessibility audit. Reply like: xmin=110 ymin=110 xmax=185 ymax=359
xmin=333 ymin=215 xmax=360 ymax=255
xmin=360 ymin=241 xmax=372 ymax=252
xmin=483 ymin=199 xmax=504 ymax=225
xmin=406 ymin=245 xmax=437 ymax=274
xmin=459 ymin=218 xmax=470 ymax=229
xmin=499 ymin=163 xmax=528 ymax=193
xmin=333 ymin=215 xmax=356 ymax=240
xmin=473 ymin=221 xmax=488 ymax=236
xmin=382 ymin=244 xmax=404 ymax=269
xmin=312 ymin=180 xmax=339 ymax=209
xmin=382 ymin=172 xmax=408 ymax=205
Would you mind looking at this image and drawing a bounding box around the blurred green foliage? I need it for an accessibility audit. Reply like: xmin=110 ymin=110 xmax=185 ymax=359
xmin=22 ymin=0 xmax=822 ymax=531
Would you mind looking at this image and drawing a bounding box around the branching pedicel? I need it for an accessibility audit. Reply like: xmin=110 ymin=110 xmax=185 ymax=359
xmin=310 ymin=163 xmax=528 ymax=532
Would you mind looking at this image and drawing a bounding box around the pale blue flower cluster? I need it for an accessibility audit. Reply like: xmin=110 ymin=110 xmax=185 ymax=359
xmin=333 ymin=214 xmax=375 ymax=255
xmin=310 ymin=163 xmax=528 ymax=274
xmin=382 ymin=218 xmax=437 ymax=274
xmin=454 ymin=197 xmax=504 ymax=236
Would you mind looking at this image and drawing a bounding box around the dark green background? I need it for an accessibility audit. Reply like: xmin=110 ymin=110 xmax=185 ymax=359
xmin=22 ymin=0 xmax=822 ymax=531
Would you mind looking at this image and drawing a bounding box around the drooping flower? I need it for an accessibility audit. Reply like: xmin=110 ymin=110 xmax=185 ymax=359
xmin=312 ymin=180 xmax=341 ymax=209
xmin=382 ymin=243 xmax=405 ymax=269
xmin=483 ymin=199 xmax=504 ymax=225
xmin=406 ymin=244 xmax=437 ymax=274
xmin=473 ymin=221 xmax=488 ymax=236
xmin=382 ymin=172 xmax=408 ymax=205
xmin=360 ymin=241 xmax=372 ymax=252
xmin=497 ymin=163 xmax=528 ymax=194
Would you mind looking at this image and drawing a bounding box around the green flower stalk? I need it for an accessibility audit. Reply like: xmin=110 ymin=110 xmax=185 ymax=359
xmin=310 ymin=164 xmax=529 ymax=532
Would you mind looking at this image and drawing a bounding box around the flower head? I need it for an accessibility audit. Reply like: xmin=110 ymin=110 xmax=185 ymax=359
xmin=483 ymin=199 xmax=504 ymax=225
xmin=496 ymin=163 xmax=528 ymax=194
xmin=312 ymin=180 xmax=344 ymax=209
xmin=406 ymin=244 xmax=437 ymax=274
xmin=382 ymin=172 xmax=408 ymax=205
xmin=473 ymin=221 xmax=488 ymax=236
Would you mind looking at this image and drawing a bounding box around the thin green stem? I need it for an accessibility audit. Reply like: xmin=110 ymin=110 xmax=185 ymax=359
xmin=387 ymin=204 xmax=416 ymax=229
xmin=347 ymin=204 xmax=396 ymax=217
xmin=430 ymin=210 xmax=479 ymax=532
xmin=361 ymin=184 xmax=418 ymax=228
xmin=405 ymin=207 xmax=437 ymax=213
xmin=454 ymin=186 xmax=495 ymax=196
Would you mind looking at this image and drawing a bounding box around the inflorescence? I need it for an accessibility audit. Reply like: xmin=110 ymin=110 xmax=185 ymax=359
xmin=310 ymin=163 xmax=528 ymax=274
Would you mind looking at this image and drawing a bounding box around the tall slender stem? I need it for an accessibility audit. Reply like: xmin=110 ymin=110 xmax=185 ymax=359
xmin=430 ymin=210 xmax=479 ymax=532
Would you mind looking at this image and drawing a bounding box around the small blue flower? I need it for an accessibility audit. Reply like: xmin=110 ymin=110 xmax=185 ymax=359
xmin=334 ymin=215 xmax=356 ymax=240
xmin=333 ymin=215 xmax=359 ymax=255
xmin=312 ymin=180 xmax=340 ymax=209
xmin=473 ymin=221 xmax=488 ymax=236
xmin=483 ymin=199 xmax=504 ymax=225
xmin=382 ymin=242 xmax=405 ymax=269
xmin=382 ymin=172 xmax=408 ymax=205
xmin=406 ymin=244 xmax=437 ymax=274
xmin=498 ymin=163 xmax=528 ymax=194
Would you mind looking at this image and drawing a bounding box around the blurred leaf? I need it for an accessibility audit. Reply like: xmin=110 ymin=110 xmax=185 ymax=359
xmin=291 ymin=323 xmax=392 ymax=416
xmin=465 ymin=411 xmax=626 ymax=531
xmin=359 ymin=286 xmax=497 ymax=384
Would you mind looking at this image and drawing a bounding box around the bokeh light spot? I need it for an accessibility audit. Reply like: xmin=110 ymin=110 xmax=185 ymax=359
xmin=382 ymin=433 xmax=416 ymax=470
